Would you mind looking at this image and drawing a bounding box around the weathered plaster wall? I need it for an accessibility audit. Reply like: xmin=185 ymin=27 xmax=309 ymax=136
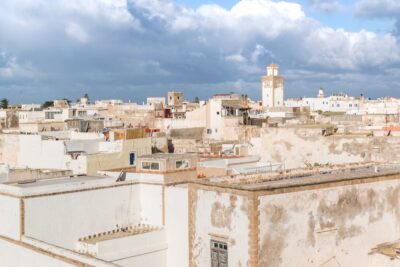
xmin=190 ymin=188 xmax=249 ymax=267
xmin=252 ymin=127 xmax=400 ymax=169
xmin=258 ymin=178 xmax=400 ymax=267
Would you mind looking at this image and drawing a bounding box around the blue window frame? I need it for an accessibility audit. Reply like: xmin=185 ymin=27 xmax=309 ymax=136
xmin=129 ymin=152 xmax=135 ymax=165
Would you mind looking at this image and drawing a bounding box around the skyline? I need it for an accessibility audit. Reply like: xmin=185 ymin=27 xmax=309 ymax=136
xmin=1 ymin=0 xmax=400 ymax=103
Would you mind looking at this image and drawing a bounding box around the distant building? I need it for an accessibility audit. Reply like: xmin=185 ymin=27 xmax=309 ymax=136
xmin=168 ymin=91 xmax=183 ymax=107
xmin=261 ymin=64 xmax=284 ymax=108
xmin=285 ymin=91 xmax=362 ymax=113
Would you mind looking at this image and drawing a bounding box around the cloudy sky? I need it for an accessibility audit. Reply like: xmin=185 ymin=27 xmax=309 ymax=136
xmin=1 ymin=0 xmax=400 ymax=103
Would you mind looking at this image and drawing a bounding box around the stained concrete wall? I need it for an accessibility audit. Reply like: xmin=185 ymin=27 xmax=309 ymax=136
xmin=252 ymin=127 xmax=400 ymax=169
xmin=191 ymin=188 xmax=249 ymax=267
xmin=258 ymin=178 xmax=400 ymax=267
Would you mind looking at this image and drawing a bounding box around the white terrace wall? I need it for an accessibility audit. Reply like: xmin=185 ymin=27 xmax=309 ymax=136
xmin=165 ymin=184 xmax=189 ymax=267
xmin=24 ymin=184 xmax=141 ymax=250
xmin=18 ymin=135 xmax=66 ymax=170
xmin=0 ymin=238 xmax=74 ymax=267
xmin=0 ymin=134 xmax=20 ymax=167
xmin=258 ymin=178 xmax=400 ymax=267
xmin=140 ymin=183 xmax=163 ymax=225
xmin=0 ymin=194 xmax=21 ymax=240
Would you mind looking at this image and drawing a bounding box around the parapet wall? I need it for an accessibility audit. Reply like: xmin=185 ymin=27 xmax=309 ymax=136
xmin=251 ymin=127 xmax=400 ymax=169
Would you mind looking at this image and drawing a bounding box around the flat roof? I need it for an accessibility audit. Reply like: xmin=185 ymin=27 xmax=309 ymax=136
xmin=0 ymin=175 xmax=125 ymax=197
xmin=139 ymin=153 xmax=197 ymax=159
xmin=194 ymin=163 xmax=400 ymax=191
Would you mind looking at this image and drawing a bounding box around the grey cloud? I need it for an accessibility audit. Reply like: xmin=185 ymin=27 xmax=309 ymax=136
xmin=355 ymin=0 xmax=400 ymax=17
xmin=354 ymin=0 xmax=400 ymax=38
xmin=309 ymin=0 xmax=343 ymax=13
xmin=0 ymin=0 xmax=400 ymax=103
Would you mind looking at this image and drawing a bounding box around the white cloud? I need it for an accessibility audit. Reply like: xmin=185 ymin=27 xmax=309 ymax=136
xmin=226 ymin=54 xmax=247 ymax=63
xmin=66 ymin=22 xmax=89 ymax=43
xmin=0 ymin=52 xmax=36 ymax=79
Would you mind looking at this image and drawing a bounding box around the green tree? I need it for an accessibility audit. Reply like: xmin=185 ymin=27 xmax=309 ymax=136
xmin=0 ymin=98 xmax=9 ymax=109
xmin=193 ymin=96 xmax=200 ymax=103
xmin=41 ymin=100 xmax=54 ymax=109
xmin=62 ymin=98 xmax=71 ymax=105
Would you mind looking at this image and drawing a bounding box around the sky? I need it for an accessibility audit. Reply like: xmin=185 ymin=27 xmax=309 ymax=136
xmin=1 ymin=0 xmax=400 ymax=103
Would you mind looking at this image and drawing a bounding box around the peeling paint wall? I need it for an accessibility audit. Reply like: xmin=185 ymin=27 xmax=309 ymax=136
xmin=252 ymin=128 xmax=400 ymax=169
xmin=258 ymin=179 xmax=400 ymax=267
xmin=191 ymin=188 xmax=249 ymax=267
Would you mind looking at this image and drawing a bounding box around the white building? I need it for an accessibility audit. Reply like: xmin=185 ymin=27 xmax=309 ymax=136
xmin=285 ymin=90 xmax=362 ymax=113
xmin=1 ymin=159 xmax=400 ymax=267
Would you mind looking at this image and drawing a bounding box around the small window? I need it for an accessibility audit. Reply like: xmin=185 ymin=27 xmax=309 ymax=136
xmin=142 ymin=161 xmax=160 ymax=170
xmin=129 ymin=152 xmax=135 ymax=165
xmin=217 ymin=112 xmax=220 ymax=115
xmin=176 ymin=159 xmax=190 ymax=169
xmin=207 ymin=129 xmax=212 ymax=134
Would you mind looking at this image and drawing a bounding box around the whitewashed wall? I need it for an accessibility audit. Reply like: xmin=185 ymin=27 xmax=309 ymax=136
xmin=0 ymin=238 xmax=74 ymax=267
xmin=165 ymin=185 xmax=189 ymax=267
xmin=139 ymin=184 xmax=163 ymax=225
xmin=0 ymin=195 xmax=20 ymax=240
xmin=24 ymin=184 xmax=141 ymax=250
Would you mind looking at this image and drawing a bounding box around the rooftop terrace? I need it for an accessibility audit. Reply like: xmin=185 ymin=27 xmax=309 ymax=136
xmin=194 ymin=163 xmax=400 ymax=191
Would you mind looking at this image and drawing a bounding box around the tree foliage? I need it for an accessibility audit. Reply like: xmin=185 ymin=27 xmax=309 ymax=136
xmin=41 ymin=100 xmax=54 ymax=109
xmin=0 ymin=98 xmax=9 ymax=109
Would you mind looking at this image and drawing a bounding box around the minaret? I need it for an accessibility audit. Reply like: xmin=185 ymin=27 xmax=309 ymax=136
xmin=261 ymin=64 xmax=284 ymax=109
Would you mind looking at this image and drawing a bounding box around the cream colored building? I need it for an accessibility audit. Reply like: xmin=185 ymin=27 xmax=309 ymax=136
xmin=262 ymin=64 xmax=284 ymax=108
xmin=167 ymin=91 xmax=183 ymax=107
